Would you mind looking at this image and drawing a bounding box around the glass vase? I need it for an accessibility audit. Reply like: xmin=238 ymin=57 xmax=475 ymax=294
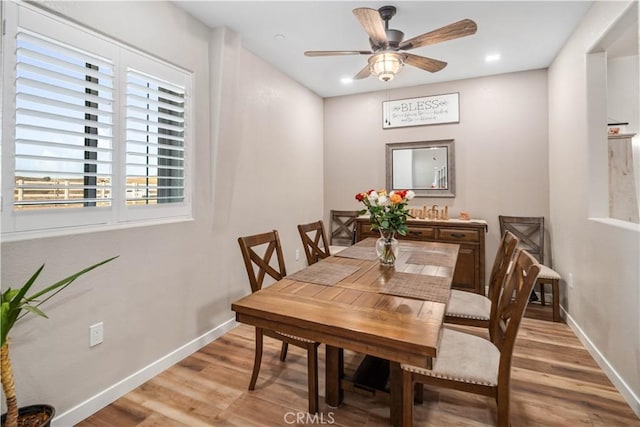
xmin=376 ymin=229 xmax=399 ymax=267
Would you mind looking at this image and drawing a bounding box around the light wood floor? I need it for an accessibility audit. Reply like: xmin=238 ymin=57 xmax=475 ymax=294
xmin=78 ymin=304 xmax=639 ymax=426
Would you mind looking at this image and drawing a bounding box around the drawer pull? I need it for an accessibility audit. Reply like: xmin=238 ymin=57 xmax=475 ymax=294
xmin=409 ymin=230 xmax=422 ymax=235
xmin=451 ymin=233 xmax=466 ymax=238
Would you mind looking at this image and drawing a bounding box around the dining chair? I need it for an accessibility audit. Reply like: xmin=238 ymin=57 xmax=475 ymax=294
xmin=329 ymin=210 xmax=359 ymax=253
xmin=297 ymin=220 xmax=331 ymax=265
xmin=401 ymin=249 xmax=541 ymax=427
xmin=444 ymin=231 xmax=519 ymax=339
xmin=237 ymin=230 xmax=320 ymax=413
xmin=499 ymin=215 xmax=561 ymax=322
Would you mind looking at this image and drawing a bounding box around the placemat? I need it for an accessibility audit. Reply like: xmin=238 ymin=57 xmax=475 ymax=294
xmin=380 ymin=272 xmax=451 ymax=303
xmin=405 ymin=251 xmax=454 ymax=267
xmin=399 ymin=243 xmax=457 ymax=256
xmin=288 ymin=262 xmax=361 ymax=286
xmin=333 ymin=245 xmax=378 ymax=261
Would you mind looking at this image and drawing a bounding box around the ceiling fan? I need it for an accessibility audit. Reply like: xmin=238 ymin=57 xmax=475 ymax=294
xmin=304 ymin=5 xmax=478 ymax=82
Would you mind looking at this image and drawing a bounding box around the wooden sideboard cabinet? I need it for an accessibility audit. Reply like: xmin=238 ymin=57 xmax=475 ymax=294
xmin=355 ymin=217 xmax=488 ymax=294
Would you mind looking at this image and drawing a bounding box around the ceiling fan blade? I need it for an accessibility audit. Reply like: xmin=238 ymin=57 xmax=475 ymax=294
xmin=399 ymin=19 xmax=478 ymax=51
xmin=304 ymin=50 xmax=371 ymax=57
xmin=353 ymin=64 xmax=371 ymax=80
xmin=353 ymin=7 xmax=388 ymax=48
xmin=403 ymin=53 xmax=447 ymax=73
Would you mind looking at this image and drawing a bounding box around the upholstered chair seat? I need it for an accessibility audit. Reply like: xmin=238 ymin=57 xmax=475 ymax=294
xmin=402 ymin=327 xmax=499 ymax=387
xmin=445 ymin=231 xmax=519 ymax=333
xmin=538 ymin=265 xmax=561 ymax=280
xmin=275 ymin=331 xmax=316 ymax=343
xmin=446 ymin=290 xmax=492 ymax=322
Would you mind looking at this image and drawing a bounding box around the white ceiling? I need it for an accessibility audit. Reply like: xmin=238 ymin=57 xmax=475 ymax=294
xmin=173 ymin=1 xmax=594 ymax=98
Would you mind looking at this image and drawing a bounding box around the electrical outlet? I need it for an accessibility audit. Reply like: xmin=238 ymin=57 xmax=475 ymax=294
xmin=295 ymin=249 xmax=300 ymax=261
xmin=89 ymin=322 xmax=103 ymax=347
xmin=567 ymin=273 xmax=574 ymax=289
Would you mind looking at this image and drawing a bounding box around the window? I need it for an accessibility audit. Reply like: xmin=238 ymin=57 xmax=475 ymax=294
xmin=1 ymin=3 xmax=192 ymax=235
xmin=126 ymin=70 xmax=185 ymax=207
xmin=14 ymin=31 xmax=114 ymax=211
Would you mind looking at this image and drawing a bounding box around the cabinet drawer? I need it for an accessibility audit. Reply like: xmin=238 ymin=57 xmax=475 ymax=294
xmin=404 ymin=227 xmax=435 ymax=239
xmin=438 ymin=228 xmax=479 ymax=242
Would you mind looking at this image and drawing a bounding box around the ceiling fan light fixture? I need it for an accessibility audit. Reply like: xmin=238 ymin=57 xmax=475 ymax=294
xmin=369 ymin=51 xmax=404 ymax=81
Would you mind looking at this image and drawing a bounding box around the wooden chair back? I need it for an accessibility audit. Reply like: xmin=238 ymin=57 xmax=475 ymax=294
xmin=498 ymin=215 xmax=545 ymax=264
xmin=487 ymin=231 xmax=519 ymax=324
xmin=330 ymin=210 xmax=359 ymax=246
xmin=238 ymin=230 xmax=287 ymax=294
xmin=297 ymin=220 xmax=331 ymax=265
xmin=491 ymin=249 xmax=540 ymax=358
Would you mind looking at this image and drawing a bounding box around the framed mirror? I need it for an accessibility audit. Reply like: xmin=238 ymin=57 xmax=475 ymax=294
xmin=385 ymin=139 xmax=455 ymax=198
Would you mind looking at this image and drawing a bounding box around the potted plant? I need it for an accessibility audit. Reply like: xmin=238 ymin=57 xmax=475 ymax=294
xmin=1 ymin=256 xmax=117 ymax=427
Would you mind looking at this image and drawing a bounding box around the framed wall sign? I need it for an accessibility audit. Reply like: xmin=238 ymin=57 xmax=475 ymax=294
xmin=382 ymin=93 xmax=459 ymax=129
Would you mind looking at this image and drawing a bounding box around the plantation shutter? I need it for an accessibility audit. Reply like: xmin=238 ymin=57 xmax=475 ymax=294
xmin=125 ymin=69 xmax=185 ymax=206
xmin=14 ymin=30 xmax=114 ymax=209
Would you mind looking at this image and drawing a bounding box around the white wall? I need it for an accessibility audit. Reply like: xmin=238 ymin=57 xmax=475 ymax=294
xmin=209 ymin=27 xmax=325 ymax=306
xmin=548 ymin=0 xmax=639 ymax=415
xmin=608 ymin=55 xmax=639 ymax=135
xmin=0 ymin=1 xmax=323 ymax=423
xmin=324 ymin=69 xmax=550 ymax=267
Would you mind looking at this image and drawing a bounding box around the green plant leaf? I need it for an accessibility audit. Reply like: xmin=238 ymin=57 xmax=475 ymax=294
xmin=1 ymin=302 xmax=10 ymax=346
xmin=10 ymin=264 xmax=44 ymax=308
xmin=1 ymin=288 xmax=17 ymax=304
xmin=2 ymin=265 xmax=45 ymax=345
xmin=20 ymin=305 xmax=48 ymax=319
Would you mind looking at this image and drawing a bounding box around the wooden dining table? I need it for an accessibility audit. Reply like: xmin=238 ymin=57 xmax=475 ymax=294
xmin=231 ymin=237 xmax=459 ymax=426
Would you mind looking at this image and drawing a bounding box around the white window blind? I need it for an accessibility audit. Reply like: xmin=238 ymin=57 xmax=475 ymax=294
xmin=14 ymin=30 xmax=114 ymax=210
xmin=126 ymin=70 xmax=185 ymax=205
xmin=2 ymin=2 xmax=192 ymax=236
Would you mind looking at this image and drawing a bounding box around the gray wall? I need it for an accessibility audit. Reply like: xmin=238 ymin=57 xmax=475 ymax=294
xmin=323 ymin=69 xmax=550 ymax=268
xmin=548 ymin=0 xmax=639 ymax=413
xmin=0 ymin=0 xmax=323 ymax=421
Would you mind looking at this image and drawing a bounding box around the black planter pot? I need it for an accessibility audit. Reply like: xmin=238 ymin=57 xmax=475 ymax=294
xmin=1 ymin=404 xmax=55 ymax=427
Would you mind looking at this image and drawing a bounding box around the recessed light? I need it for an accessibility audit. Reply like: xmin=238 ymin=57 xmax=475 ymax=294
xmin=274 ymin=34 xmax=286 ymax=41
xmin=485 ymin=53 xmax=501 ymax=62
xmin=341 ymin=77 xmax=353 ymax=84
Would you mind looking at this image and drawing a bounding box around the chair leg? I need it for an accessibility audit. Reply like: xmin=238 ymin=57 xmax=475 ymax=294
xmin=249 ymin=328 xmax=264 ymax=390
xmin=495 ymin=384 xmax=510 ymax=427
xmin=401 ymin=370 xmax=414 ymax=427
xmin=551 ymin=278 xmax=560 ymax=322
xmin=280 ymin=342 xmax=289 ymax=361
xmin=539 ymin=281 xmax=546 ymax=306
xmin=306 ymin=343 xmax=319 ymax=414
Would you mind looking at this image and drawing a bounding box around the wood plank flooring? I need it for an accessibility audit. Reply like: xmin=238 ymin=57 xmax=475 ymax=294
xmin=78 ymin=304 xmax=639 ymax=426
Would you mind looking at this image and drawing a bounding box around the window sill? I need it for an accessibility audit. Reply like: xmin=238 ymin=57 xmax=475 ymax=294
xmin=588 ymin=217 xmax=640 ymax=232
xmin=1 ymin=215 xmax=195 ymax=243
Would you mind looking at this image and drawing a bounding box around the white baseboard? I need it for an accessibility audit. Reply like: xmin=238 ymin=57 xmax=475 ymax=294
xmin=563 ymin=308 xmax=640 ymax=418
xmin=52 ymin=318 xmax=238 ymax=427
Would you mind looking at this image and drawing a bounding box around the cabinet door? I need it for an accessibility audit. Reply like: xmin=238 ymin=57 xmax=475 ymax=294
xmin=452 ymin=245 xmax=480 ymax=293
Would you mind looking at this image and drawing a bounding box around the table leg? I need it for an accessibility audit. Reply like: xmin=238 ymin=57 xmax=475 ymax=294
xmin=390 ymin=361 xmax=402 ymax=427
xmin=325 ymin=345 xmax=344 ymax=407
